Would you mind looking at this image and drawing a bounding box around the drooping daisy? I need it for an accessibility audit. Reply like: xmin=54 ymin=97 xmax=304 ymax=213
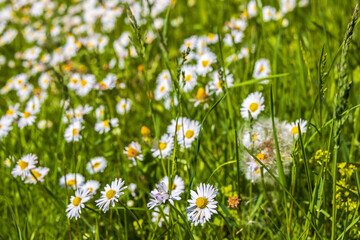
xmin=59 ymin=173 xmax=85 ymax=190
xmin=95 ymin=105 xmax=105 ymax=120
xmin=177 ymin=119 xmax=200 ymax=149
xmin=86 ymin=157 xmax=107 ymax=174
xmin=186 ymin=183 xmax=218 ymax=226
xmin=96 ymin=73 xmax=116 ymax=90
xmin=151 ymin=206 xmax=169 ymax=227
xmin=64 ymin=121 xmax=83 ymax=142
xmin=0 ymin=116 xmax=12 ymax=138
xmin=66 ymin=188 xmax=91 ymax=220
xmin=116 ymin=98 xmax=131 ymax=115
xmin=179 ymin=65 xmax=197 ymax=92
xmin=286 ymin=119 xmax=308 ymax=139
xmin=240 ymin=92 xmax=265 ymax=120
xmin=161 ymin=175 xmax=185 ymax=198
xmin=95 ymin=118 xmax=118 ymax=134
xmin=191 ymin=86 xmax=210 ymax=107
xmin=11 ymin=154 xmax=38 ymax=180
xmin=24 ymin=167 xmax=49 ymax=184
xmin=147 ymin=181 xmax=180 ymax=210
xmin=152 ymin=134 xmax=174 ymax=158
xmin=167 ymin=117 xmax=189 ymax=137
xmin=80 ymin=180 xmax=100 ymax=196
xmin=95 ymin=178 xmax=127 ymax=213
xmin=209 ymin=71 xmax=234 ymax=95
xmin=124 ymin=141 xmax=143 ymax=165
xmin=253 ymin=58 xmax=271 ymax=83
xmin=196 ymin=51 xmax=216 ymax=76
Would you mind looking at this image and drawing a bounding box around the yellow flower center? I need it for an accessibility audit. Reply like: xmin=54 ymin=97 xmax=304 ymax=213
xmin=103 ymin=120 xmax=110 ymax=128
xmin=72 ymin=196 xmax=82 ymax=206
xmin=208 ymin=33 xmax=215 ymax=40
xmin=185 ymin=74 xmax=192 ymax=82
xmin=72 ymin=128 xmax=78 ymax=136
xmin=185 ymin=130 xmax=194 ymax=139
xmin=80 ymin=79 xmax=87 ymax=87
xmin=87 ymin=187 xmax=93 ymax=193
xmin=24 ymin=111 xmax=31 ymax=119
xmin=106 ymin=189 xmax=116 ymax=199
xmin=163 ymin=75 xmax=168 ymax=79
xmin=121 ymin=103 xmax=126 ymax=109
xmin=31 ymin=169 xmax=41 ymax=180
xmin=195 ymin=197 xmax=208 ymax=209
xmin=249 ymin=102 xmax=259 ymax=112
xmin=99 ymin=81 xmax=107 ymax=89
xmin=196 ymin=87 xmax=208 ymax=102
xmin=159 ymin=142 xmax=167 ymax=150
xmin=18 ymin=160 xmax=29 ymax=170
xmin=127 ymin=147 xmax=138 ymax=158
xmin=201 ymin=60 xmax=209 ymax=68
xmin=141 ymin=126 xmax=150 ymax=135
xmin=291 ymin=126 xmax=299 ymax=135
xmin=160 ymin=86 xmax=165 ymax=92
xmin=6 ymin=109 xmax=14 ymax=115
xmin=71 ymin=78 xmax=78 ymax=84
xmin=186 ymin=42 xmax=191 ymax=48
xmin=217 ymin=80 xmax=224 ymax=89
xmin=252 ymin=134 xmax=258 ymax=141
xmin=93 ymin=162 xmax=101 ymax=169
xmin=176 ymin=124 xmax=182 ymax=132
xmin=67 ymin=179 xmax=76 ymax=186
xmin=259 ymin=66 xmax=265 ymax=73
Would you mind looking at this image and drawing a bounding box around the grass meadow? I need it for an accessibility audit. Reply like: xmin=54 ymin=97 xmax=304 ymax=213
xmin=1 ymin=0 xmax=360 ymax=239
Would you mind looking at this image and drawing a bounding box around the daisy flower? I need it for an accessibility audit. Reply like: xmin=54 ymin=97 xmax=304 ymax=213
xmin=177 ymin=119 xmax=200 ymax=148
xmin=240 ymin=92 xmax=265 ymax=120
xmin=147 ymin=181 xmax=180 ymax=210
xmin=116 ymin=98 xmax=131 ymax=115
xmin=95 ymin=178 xmax=127 ymax=213
xmin=64 ymin=121 xmax=83 ymax=142
xmin=253 ymin=58 xmax=271 ymax=83
xmin=80 ymin=180 xmax=100 ymax=196
xmin=86 ymin=157 xmax=107 ymax=174
xmin=180 ymin=36 xmax=198 ymax=52
xmin=247 ymin=0 xmax=257 ymax=18
xmin=154 ymin=80 xmax=171 ymax=101
xmin=0 ymin=116 xmax=12 ymax=138
xmin=17 ymin=109 xmax=37 ymax=129
xmin=161 ymin=175 xmax=185 ymax=197
xmin=124 ymin=141 xmax=143 ymax=165
xmin=74 ymin=105 xmax=93 ymax=122
xmin=38 ymin=72 xmax=51 ymax=90
xmin=68 ymin=73 xmax=81 ymax=90
xmin=191 ymin=86 xmax=210 ymax=107
xmin=179 ymin=65 xmax=197 ymax=92
xmin=11 ymin=154 xmax=38 ymax=180
xmin=196 ymin=51 xmax=216 ymax=76
xmin=24 ymin=167 xmax=49 ymax=184
xmin=186 ymin=183 xmax=218 ymax=226
xmin=96 ymin=73 xmax=116 ymax=90
xmin=156 ymin=70 xmax=171 ymax=84
xmin=76 ymin=74 xmax=95 ymax=96
xmin=59 ymin=173 xmax=85 ymax=190
xmin=5 ymin=104 xmax=20 ymax=121
xmin=152 ymin=134 xmax=174 ymax=158
xmin=66 ymin=188 xmax=91 ymax=220
xmin=262 ymin=6 xmax=276 ymax=22
xmin=167 ymin=117 xmax=189 ymax=137
xmin=287 ymin=119 xmax=308 ymax=139
xmin=95 ymin=105 xmax=105 ymax=120
xmin=95 ymin=118 xmax=118 ymax=134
